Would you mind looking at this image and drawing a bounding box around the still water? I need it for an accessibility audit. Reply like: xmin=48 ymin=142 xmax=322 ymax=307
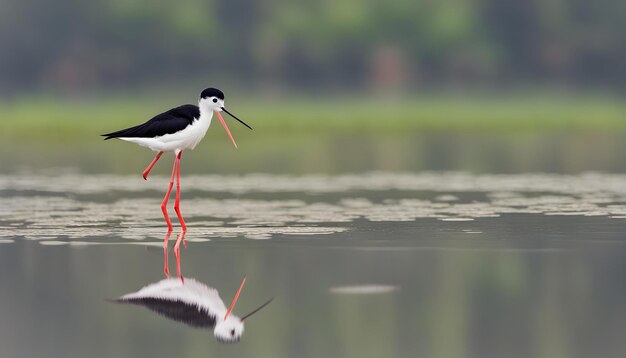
xmin=1 ymin=133 xmax=626 ymax=358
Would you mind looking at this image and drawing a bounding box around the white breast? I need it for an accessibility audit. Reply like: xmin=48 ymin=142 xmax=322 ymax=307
xmin=118 ymin=277 xmax=228 ymax=315
xmin=120 ymin=111 xmax=213 ymax=152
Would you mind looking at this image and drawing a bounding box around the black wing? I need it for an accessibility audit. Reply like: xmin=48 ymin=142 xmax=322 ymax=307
xmin=114 ymin=297 xmax=217 ymax=329
xmin=101 ymin=104 xmax=200 ymax=139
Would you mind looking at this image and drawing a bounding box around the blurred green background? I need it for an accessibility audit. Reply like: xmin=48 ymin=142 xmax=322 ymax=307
xmin=0 ymin=0 xmax=624 ymax=173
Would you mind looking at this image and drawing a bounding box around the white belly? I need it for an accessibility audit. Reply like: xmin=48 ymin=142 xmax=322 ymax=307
xmin=120 ymin=112 xmax=213 ymax=152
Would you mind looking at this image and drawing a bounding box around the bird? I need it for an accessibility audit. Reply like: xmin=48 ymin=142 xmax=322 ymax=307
xmin=101 ymin=88 xmax=252 ymax=231
xmin=111 ymin=276 xmax=273 ymax=343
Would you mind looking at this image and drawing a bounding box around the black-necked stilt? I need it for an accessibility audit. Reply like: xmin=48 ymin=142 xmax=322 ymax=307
xmin=112 ymin=276 xmax=273 ymax=343
xmin=102 ymin=88 xmax=252 ymax=231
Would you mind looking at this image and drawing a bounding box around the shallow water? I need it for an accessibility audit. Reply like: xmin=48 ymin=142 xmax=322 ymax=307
xmin=1 ymin=170 xmax=626 ymax=358
xmin=4 ymin=132 xmax=626 ymax=175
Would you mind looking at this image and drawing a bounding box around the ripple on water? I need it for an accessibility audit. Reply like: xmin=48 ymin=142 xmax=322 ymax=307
xmin=1 ymin=172 xmax=625 ymax=243
xmin=330 ymin=285 xmax=399 ymax=295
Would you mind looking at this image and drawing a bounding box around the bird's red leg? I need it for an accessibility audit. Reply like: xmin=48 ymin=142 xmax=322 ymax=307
xmin=142 ymin=151 xmax=163 ymax=180
xmin=163 ymin=230 xmax=172 ymax=278
xmin=174 ymin=231 xmax=186 ymax=283
xmin=173 ymin=151 xmax=187 ymax=232
xmin=160 ymin=156 xmax=177 ymax=231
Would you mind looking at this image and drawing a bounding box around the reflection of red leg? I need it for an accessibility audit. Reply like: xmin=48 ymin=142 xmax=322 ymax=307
xmin=143 ymin=151 xmax=163 ymax=180
xmin=163 ymin=231 xmax=172 ymax=278
xmin=173 ymin=151 xmax=187 ymax=232
xmin=174 ymin=231 xmax=186 ymax=283
xmin=160 ymin=156 xmax=177 ymax=231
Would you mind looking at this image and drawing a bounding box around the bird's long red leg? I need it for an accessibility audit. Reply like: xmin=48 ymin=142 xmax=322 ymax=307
xmin=143 ymin=151 xmax=163 ymax=180
xmin=160 ymin=156 xmax=177 ymax=231
xmin=174 ymin=231 xmax=186 ymax=283
xmin=173 ymin=151 xmax=187 ymax=232
xmin=163 ymin=230 xmax=172 ymax=278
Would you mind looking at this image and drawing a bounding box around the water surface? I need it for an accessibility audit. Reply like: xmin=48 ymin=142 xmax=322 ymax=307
xmin=1 ymin=170 xmax=626 ymax=358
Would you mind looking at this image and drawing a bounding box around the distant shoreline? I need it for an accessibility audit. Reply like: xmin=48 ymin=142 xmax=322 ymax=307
xmin=1 ymin=95 xmax=625 ymax=140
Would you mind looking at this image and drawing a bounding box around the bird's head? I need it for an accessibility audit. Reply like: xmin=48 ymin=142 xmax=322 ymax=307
xmin=199 ymin=87 xmax=225 ymax=112
xmin=199 ymin=87 xmax=252 ymax=149
xmin=214 ymin=276 xmax=273 ymax=344
xmin=214 ymin=316 xmax=244 ymax=343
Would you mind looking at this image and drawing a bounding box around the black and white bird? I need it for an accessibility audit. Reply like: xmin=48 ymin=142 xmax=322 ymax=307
xmin=101 ymin=88 xmax=252 ymax=231
xmin=112 ymin=276 xmax=273 ymax=343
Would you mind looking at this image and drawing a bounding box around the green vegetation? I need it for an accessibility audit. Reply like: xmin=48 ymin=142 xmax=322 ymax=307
xmin=2 ymin=0 xmax=624 ymax=92
xmin=1 ymin=95 xmax=624 ymax=141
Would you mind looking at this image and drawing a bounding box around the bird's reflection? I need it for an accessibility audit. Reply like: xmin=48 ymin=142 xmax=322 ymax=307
xmin=111 ymin=276 xmax=273 ymax=343
xmin=162 ymin=230 xmax=187 ymax=282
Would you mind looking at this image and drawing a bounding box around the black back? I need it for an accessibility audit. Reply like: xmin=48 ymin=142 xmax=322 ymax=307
xmin=115 ymin=297 xmax=217 ymax=329
xmin=101 ymin=104 xmax=200 ymax=139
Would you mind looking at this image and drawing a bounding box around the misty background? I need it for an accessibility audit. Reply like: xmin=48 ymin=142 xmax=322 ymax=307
xmin=1 ymin=0 xmax=624 ymax=96
xmin=0 ymin=0 xmax=624 ymax=176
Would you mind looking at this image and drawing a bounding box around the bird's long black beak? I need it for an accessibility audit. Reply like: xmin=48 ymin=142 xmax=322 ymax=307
xmin=222 ymin=107 xmax=252 ymax=130
xmin=241 ymin=297 xmax=274 ymax=321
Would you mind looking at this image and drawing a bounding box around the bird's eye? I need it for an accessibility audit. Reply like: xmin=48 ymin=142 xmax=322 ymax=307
xmin=230 ymin=329 xmax=235 ymax=336
xmin=213 ymin=98 xmax=218 ymax=103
